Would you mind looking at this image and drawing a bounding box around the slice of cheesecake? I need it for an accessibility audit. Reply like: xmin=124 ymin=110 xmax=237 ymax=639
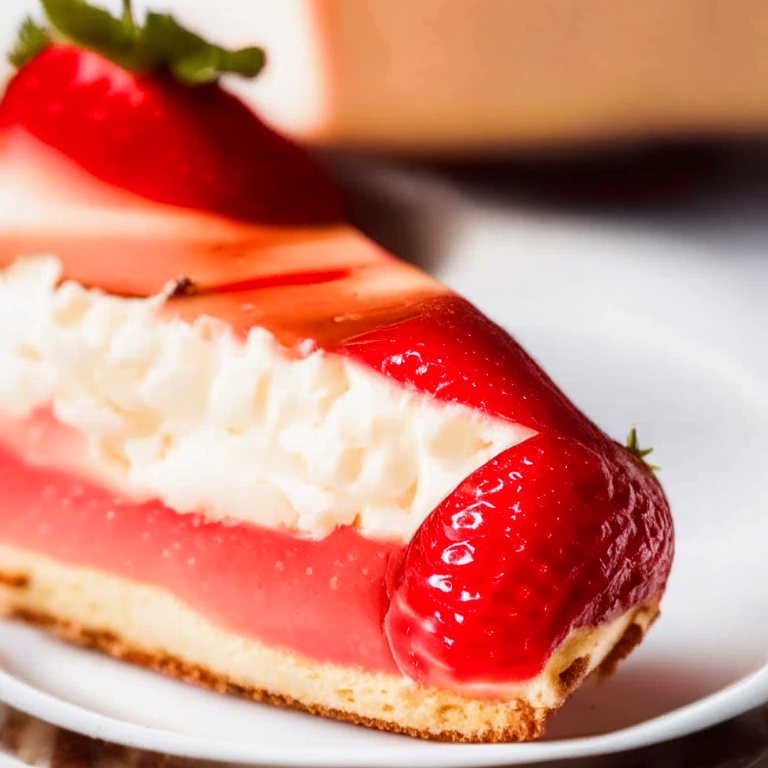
xmin=0 ymin=0 xmax=674 ymax=743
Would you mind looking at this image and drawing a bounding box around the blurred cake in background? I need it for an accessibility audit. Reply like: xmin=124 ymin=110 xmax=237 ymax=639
xmin=3 ymin=0 xmax=760 ymax=155
xmin=270 ymin=0 xmax=768 ymax=153
xmin=4 ymin=0 xmax=768 ymax=155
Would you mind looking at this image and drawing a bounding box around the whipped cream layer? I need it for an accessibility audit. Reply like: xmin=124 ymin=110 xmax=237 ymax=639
xmin=0 ymin=256 xmax=531 ymax=540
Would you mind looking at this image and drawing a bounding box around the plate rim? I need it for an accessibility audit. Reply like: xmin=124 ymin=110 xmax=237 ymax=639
xmin=1 ymin=642 xmax=768 ymax=768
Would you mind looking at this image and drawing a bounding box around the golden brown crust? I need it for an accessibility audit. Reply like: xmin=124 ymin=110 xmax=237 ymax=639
xmin=597 ymin=605 xmax=660 ymax=678
xmin=0 ymin=569 xmax=30 ymax=589
xmin=7 ymin=606 xmax=546 ymax=743
xmin=0 ymin=548 xmax=660 ymax=743
xmin=557 ymin=655 xmax=591 ymax=696
xmin=5 ymin=603 xmax=657 ymax=743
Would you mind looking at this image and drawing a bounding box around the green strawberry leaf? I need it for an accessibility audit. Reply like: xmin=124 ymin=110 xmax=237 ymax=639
xmin=143 ymin=12 xmax=265 ymax=84
xmin=8 ymin=0 xmax=266 ymax=85
xmin=171 ymin=46 xmax=265 ymax=85
xmin=625 ymin=427 xmax=660 ymax=472
xmin=121 ymin=0 xmax=136 ymax=31
xmin=7 ymin=16 xmax=52 ymax=68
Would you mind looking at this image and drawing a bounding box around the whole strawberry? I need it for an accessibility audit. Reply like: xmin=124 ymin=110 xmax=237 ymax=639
xmin=1 ymin=0 xmax=342 ymax=225
xmin=385 ymin=432 xmax=673 ymax=687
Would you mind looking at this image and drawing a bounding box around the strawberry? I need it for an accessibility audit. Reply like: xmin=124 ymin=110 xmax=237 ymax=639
xmin=0 ymin=0 xmax=342 ymax=226
xmin=385 ymin=432 xmax=673 ymax=686
xmin=341 ymin=295 xmax=603 ymax=437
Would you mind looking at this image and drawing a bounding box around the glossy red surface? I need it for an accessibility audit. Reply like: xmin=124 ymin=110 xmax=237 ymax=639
xmin=385 ymin=432 xmax=674 ymax=686
xmin=340 ymin=295 xmax=603 ymax=436
xmin=0 ymin=46 xmax=343 ymax=226
xmin=0 ymin=439 xmax=400 ymax=672
xmin=209 ymin=268 xmax=351 ymax=295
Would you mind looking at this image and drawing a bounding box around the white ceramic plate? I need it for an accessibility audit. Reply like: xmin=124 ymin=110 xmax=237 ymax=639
xmin=1 ymin=156 xmax=768 ymax=765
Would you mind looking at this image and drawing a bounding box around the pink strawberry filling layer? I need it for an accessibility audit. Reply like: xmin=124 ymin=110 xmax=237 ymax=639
xmin=0 ymin=436 xmax=403 ymax=673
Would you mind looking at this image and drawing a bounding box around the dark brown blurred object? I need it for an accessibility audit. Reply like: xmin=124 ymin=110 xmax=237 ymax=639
xmin=310 ymin=0 xmax=768 ymax=154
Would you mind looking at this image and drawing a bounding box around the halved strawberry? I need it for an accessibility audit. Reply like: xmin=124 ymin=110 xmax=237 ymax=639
xmin=0 ymin=2 xmax=342 ymax=226
xmin=385 ymin=432 xmax=673 ymax=686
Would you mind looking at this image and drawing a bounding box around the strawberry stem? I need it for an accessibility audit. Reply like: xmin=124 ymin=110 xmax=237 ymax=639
xmin=7 ymin=16 xmax=52 ymax=68
xmin=121 ymin=0 xmax=134 ymax=29
xmin=625 ymin=428 xmax=660 ymax=472
xmin=9 ymin=0 xmax=266 ymax=85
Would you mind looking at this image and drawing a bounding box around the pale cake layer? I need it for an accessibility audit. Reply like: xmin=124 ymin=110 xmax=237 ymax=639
xmin=0 ymin=544 xmax=659 ymax=742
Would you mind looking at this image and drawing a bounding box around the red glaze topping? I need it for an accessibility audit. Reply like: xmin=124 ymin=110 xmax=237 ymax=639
xmin=0 ymin=45 xmax=343 ymax=226
xmin=385 ymin=432 xmax=673 ymax=685
xmin=340 ymin=295 xmax=602 ymax=436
